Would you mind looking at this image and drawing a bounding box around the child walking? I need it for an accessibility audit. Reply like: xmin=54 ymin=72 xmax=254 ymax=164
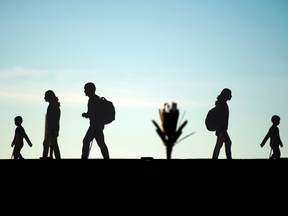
xmin=260 ymin=115 xmax=283 ymax=159
xmin=11 ymin=116 xmax=33 ymax=159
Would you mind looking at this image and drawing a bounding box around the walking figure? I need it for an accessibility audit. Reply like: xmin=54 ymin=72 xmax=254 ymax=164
xmin=11 ymin=116 xmax=32 ymax=159
xmin=260 ymin=115 xmax=283 ymax=159
xmin=81 ymin=82 xmax=110 ymax=159
xmin=42 ymin=90 xmax=61 ymax=159
xmin=206 ymin=88 xmax=232 ymax=159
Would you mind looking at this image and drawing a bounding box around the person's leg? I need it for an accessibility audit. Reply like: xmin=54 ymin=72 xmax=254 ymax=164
xmin=223 ymin=131 xmax=232 ymax=159
xmin=271 ymin=147 xmax=280 ymax=159
xmin=212 ymin=133 xmax=223 ymax=159
xmin=49 ymin=145 xmax=54 ymax=158
xmin=18 ymin=152 xmax=24 ymax=160
xmin=82 ymin=127 xmax=95 ymax=159
xmin=43 ymin=131 xmax=52 ymax=158
xmin=95 ymin=129 xmax=109 ymax=159
xmin=13 ymin=146 xmax=20 ymax=159
xmin=13 ymin=143 xmax=24 ymax=159
xmin=50 ymin=131 xmax=61 ymax=159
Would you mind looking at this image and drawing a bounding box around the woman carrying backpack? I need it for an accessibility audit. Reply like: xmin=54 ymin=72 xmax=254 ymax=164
xmin=211 ymin=88 xmax=232 ymax=159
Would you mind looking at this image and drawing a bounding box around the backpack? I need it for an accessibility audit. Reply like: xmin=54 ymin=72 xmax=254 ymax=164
xmin=205 ymin=107 xmax=220 ymax=131
xmin=99 ymin=97 xmax=115 ymax=124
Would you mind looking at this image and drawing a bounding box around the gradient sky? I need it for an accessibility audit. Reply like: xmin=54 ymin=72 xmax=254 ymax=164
xmin=1 ymin=0 xmax=287 ymax=159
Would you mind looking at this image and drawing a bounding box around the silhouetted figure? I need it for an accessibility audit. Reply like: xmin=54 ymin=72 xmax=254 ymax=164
xmin=206 ymin=88 xmax=232 ymax=159
xmin=11 ymin=116 xmax=32 ymax=159
xmin=42 ymin=90 xmax=61 ymax=159
xmin=81 ymin=82 xmax=110 ymax=159
xmin=44 ymin=114 xmax=54 ymax=158
xmin=260 ymin=115 xmax=283 ymax=159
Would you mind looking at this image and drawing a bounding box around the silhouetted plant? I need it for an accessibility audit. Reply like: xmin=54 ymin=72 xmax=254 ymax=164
xmin=152 ymin=102 xmax=194 ymax=159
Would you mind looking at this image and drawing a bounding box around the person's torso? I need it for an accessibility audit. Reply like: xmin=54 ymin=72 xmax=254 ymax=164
xmin=15 ymin=126 xmax=24 ymax=146
xmin=46 ymin=103 xmax=60 ymax=131
xmin=269 ymin=126 xmax=280 ymax=147
xmin=88 ymin=95 xmax=105 ymax=126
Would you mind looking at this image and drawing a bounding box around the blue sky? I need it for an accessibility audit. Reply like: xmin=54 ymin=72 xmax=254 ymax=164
xmin=0 ymin=0 xmax=288 ymax=159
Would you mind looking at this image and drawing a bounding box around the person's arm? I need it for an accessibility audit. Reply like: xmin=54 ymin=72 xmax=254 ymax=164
xmin=20 ymin=127 xmax=33 ymax=147
xmin=276 ymin=127 xmax=283 ymax=147
xmin=280 ymin=139 xmax=283 ymax=147
xmin=82 ymin=112 xmax=89 ymax=118
xmin=260 ymin=129 xmax=271 ymax=147
xmin=224 ymin=106 xmax=229 ymax=131
xmin=219 ymin=103 xmax=229 ymax=131
xmin=11 ymin=129 xmax=17 ymax=147
xmin=82 ymin=99 xmax=91 ymax=118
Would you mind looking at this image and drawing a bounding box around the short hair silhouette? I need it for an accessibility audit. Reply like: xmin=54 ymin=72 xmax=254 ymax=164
xmin=14 ymin=116 xmax=23 ymax=125
xmin=271 ymin=115 xmax=280 ymax=124
xmin=84 ymin=82 xmax=96 ymax=93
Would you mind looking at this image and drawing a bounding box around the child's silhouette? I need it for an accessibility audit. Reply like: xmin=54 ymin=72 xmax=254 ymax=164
xmin=81 ymin=82 xmax=109 ymax=159
xmin=11 ymin=116 xmax=32 ymax=159
xmin=42 ymin=90 xmax=61 ymax=159
xmin=212 ymin=88 xmax=232 ymax=159
xmin=260 ymin=115 xmax=283 ymax=159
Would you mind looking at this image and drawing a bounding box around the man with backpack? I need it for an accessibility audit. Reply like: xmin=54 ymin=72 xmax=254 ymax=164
xmin=81 ymin=82 xmax=114 ymax=159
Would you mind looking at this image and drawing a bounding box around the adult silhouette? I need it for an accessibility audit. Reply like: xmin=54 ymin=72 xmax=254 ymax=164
xmin=211 ymin=88 xmax=232 ymax=159
xmin=42 ymin=90 xmax=61 ymax=159
xmin=81 ymin=82 xmax=110 ymax=159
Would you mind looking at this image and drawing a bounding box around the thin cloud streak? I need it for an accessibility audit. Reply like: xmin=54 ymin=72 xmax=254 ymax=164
xmin=0 ymin=91 xmax=42 ymax=101
xmin=0 ymin=90 xmax=157 ymax=107
xmin=0 ymin=67 xmax=246 ymax=109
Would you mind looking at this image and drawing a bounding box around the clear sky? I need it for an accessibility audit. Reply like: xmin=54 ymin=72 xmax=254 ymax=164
xmin=0 ymin=0 xmax=287 ymax=159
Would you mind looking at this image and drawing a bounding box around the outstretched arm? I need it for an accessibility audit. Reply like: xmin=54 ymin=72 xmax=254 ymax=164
xmin=24 ymin=133 xmax=33 ymax=147
xmin=20 ymin=127 xmax=33 ymax=147
xmin=260 ymin=131 xmax=270 ymax=147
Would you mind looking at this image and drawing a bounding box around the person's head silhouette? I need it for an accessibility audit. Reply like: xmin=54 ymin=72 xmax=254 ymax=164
xmin=44 ymin=90 xmax=60 ymax=106
xmin=215 ymin=88 xmax=232 ymax=106
xmin=84 ymin=82 xmax=96 ymax=97
xmin=219 ymin=88 xmax=232 ymax=100
xmin=272 ymin=115 xmax=280 ymax=126
xmin=14 ymin=116 xmax=23 ymax=126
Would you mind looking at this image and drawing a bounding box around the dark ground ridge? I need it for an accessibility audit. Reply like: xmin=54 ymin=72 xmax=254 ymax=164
xmin=2 ymin=158 xmax=287 ymax=215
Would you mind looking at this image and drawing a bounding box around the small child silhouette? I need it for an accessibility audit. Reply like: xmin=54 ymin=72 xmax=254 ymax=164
xmin=260 ymin=115 xmax=283 ymax=159
xmin=11 ymin=116 xmax=33 ymax=159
